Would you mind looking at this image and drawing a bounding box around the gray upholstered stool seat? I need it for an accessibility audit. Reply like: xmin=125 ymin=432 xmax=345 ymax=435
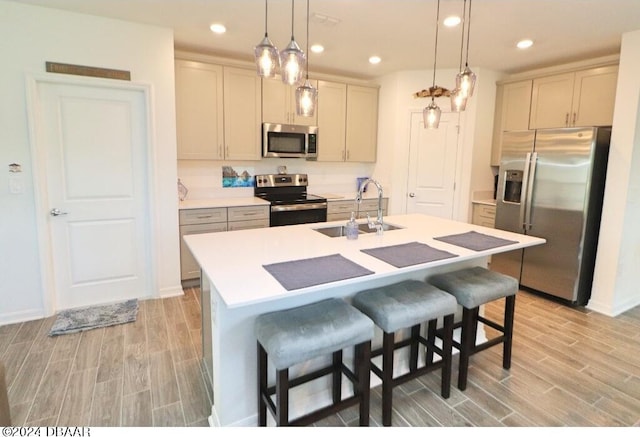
xmin=255 ymin=298 xmax=374 ymax=426
xmin=352 ymin=280 xmax=457 ymax=426
xmin=428 ymin=266 xmax=519 ymax=391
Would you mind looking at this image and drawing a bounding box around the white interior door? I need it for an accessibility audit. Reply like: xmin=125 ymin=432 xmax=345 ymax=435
xmin=31 ymin=77 xmax=152 ymax=311
xmin=406 ymin=111 xmax=460 ymax=218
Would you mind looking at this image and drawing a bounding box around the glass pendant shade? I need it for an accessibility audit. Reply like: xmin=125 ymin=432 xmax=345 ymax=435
xmin=456 ymin=65 xmax=476 ymax=98
xmin=280 ymin=39 xmax=306 ymax=86
xmin=450 ymin=88 xmax=467 ymax=112
xmin=254 ymin=36 xmax=280 ymax=78
xmin=296 ymin=79 xmax=317 ymax=117
xmin=423 ymin=99 xmax=442 ymax=129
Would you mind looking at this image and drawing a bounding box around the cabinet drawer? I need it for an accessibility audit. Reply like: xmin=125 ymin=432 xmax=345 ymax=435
xmin=228 ymin=219 xmax=269 ymax=231
xmin=327 ymin=200 xmax=357 ymax=214
xmin=227 ymin=205 xmax=269 ymax=222
xmin=476 ymin=204 xmax=496 ymax=219
xmin=179 ymin=207 xmax=227 ymax=225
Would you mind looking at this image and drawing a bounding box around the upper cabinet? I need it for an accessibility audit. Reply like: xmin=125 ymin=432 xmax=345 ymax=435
xmin=175 ymin=60 xmax=261 ymax=160
xmin=345 ymin=85 xmax=379 ymax=163
xmin=316 ymin=82 xmax=379 ymax=162
xmin=529 ymin=65 xmax=618 ymax=129
xmin=223 ymin=67 xmax=262 ymax=160
xmin=175 ymin=60 xmax=224 ymax=160
xmin=262 ymin=76 xmax=318 ymax=126
xmin=491 ymin=61 xmax=619 ymax=165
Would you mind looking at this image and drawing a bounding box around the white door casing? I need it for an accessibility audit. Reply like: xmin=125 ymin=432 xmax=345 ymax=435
xmin=406 ymin=111 xmax=460 ymax=219
xmin=27 ymin=74 xmax=154 ymax=313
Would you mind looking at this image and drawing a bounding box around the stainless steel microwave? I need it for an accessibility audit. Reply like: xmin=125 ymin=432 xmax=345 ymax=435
xmin=262 ymin=123 xmax=318 ymax=160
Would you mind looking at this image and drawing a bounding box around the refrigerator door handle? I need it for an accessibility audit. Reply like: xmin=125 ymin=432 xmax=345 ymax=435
xmin=524 ymin=152 xmax=538 ymax=230
xmin=519 ymin=152 xmax=532 ymax=230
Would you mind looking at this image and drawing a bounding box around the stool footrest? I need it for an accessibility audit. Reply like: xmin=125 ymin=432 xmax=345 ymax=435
xmin=288 ymin=395 xmax=361 ymax=427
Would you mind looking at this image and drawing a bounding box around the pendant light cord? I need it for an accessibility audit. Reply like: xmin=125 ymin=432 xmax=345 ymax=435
xmin=431 ymin=0 xmax=441 ymax=89
xmin=290 ymin=0 xmax=295 ymax=41
xmin=305 ymin=0 xmax=310 ymax=80
xmin=465 ymin=0 xmax=472 ymax=67
xmin=264 ymin=0 xmax=268 ymax=37
xmin=458 ymin=0 xmax=467 ymax=71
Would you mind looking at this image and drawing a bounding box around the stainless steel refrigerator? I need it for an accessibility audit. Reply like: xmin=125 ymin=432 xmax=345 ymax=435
xmin=491 ymin=127 xmax=611 ymax=305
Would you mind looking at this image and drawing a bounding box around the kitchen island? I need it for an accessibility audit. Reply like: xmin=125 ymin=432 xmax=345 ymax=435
xmin=183 ymin=213 xmax=545 ymax=426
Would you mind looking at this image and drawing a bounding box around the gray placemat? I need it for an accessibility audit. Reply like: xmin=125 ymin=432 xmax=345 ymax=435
xmin=263 ymin=254 xmax=374 ymax=291
xmin=434 ymin=230 xmax=518 ymax=251
xmin=361 ymin=242 xmax=458 ymax=268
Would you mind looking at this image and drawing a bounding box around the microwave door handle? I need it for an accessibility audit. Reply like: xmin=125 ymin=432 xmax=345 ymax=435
xmin=523 ymin=152 xmax=537 ymax=231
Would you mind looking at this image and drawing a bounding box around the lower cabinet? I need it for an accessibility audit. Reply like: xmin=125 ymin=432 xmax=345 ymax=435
xmin=327 ymin=198 xmax=389 ymax=222
xmin=472 ymin=203 xmax=496 ymax=228
xmin=179 ymin=205 xmax=269 ymax=282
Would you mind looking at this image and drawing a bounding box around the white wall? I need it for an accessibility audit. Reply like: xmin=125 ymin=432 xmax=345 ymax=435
xmin=0 ymin=1 xmax=181 ymax=324
xmin=374 ymin=68 xmax=500 ymax=219
xmin=590 ymin=29 xmax=640 ymax=316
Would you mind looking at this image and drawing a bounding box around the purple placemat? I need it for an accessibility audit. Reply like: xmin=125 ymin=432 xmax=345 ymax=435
xmin=263 ymin=254 xmax=374 ymax=291
xmin=434 ymin=230 xmax=518 ymax=251
xmin=361 ymin=242 xmax=458 ymax=268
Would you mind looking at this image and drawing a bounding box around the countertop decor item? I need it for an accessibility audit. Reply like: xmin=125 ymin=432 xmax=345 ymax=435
xmin=178 ymin=178 xmax=188 ymax=200
xmin=49 ymin=299 xmax=138 ymax=336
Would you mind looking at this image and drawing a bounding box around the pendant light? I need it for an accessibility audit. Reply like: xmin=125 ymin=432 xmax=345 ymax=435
xmin=456 ymin=0 xmax=477 ymax=98
xmin=424 ymin=0 xmax=442 ymax=129
xmin=280 ymin=0 xmax=306 ymax=86
xmin=295 ymin=0 xmax=317 ymax=117
xmin=450 ymin=0 xmax=468 ymax=112
xmin=254 ymin=0 xmax=280 ymax=78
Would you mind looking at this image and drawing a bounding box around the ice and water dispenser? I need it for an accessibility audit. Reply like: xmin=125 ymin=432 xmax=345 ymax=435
xmin=503 ymin=170 xmax=523 ymax=203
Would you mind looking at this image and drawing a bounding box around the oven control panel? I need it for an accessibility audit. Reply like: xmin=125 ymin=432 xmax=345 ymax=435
xmin=255 ymin=174 xmax=308 ymax=188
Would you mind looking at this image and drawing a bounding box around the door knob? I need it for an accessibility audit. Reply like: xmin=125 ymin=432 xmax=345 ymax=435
xmin=50 ymin=208 xmax=68 ymax=216
xmin=409 ymin=193 xmax=415 ymax=198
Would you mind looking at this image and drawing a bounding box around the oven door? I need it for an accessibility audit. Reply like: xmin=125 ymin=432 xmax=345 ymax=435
xmin=270 ymin=203 xmax=327 ymax=227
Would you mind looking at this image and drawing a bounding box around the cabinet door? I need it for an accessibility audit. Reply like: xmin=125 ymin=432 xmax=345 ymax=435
xmin=317 ymin=80 xmax=347 ymax=161
xmin=572 ymin=65 xmax=618 ymax=127
xmin=180 ymin=222 xmax=227 ymax=280
xmin=262 ymin=76 xmax=318 ymax=126
xmin=223 ymin=67 xmax=262 ymax=160
xmin=529 ymin=72 xmax=575 ymax=129
xmin=345 ymin=85 xmax=378 ymax=162
xmin=491 ymin=80 xmax=533 ymax=165
xmin=175 ymin=60 xmax=224 ymax=159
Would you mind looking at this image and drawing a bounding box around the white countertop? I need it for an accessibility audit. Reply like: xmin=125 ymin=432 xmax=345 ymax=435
xmin=184 ymin=213 xmax=544 ymax=309
xmin=179 ymin=197 xmax=270 ymax=210
xmin=472 ymin=198 xmax=497 ymax=206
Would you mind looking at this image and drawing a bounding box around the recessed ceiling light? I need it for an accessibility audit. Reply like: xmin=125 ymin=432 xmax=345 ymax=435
xmin=311 ymin=44 xmax=324 ymax=54
xmin=210 ymin=23 xmax=226 ymax=34
xmin=517 ymin=39 xmax=533 ymax=49
xmin=369 ymin=56 xmax=381 ymax=65
xmin=444 ymin=16 xmax=461 ymax=27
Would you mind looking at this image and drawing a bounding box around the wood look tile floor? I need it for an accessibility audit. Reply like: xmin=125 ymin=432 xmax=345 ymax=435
xmin=2 ymin=287 xmax=640 ymax=427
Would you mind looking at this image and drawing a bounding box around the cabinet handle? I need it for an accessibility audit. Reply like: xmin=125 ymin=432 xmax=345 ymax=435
xmin=342 ymin=150 xmax=345 ymax=160
xmin=573 ymin=112 xmax=577 ymax=126
xmin=565 ymin=113 xmax=569 ymax=126
xmin=196 ymin=215 xmax=214 ymax=219
xmin=225 ymin=146 xmax=229 ymax=158
xmin=346 ymin=150 xmax=350 ymax=160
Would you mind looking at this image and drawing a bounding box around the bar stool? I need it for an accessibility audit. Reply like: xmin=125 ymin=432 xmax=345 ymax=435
xmin=351 ymin=280 xmax=457 ymax=426
xmin=428 ymin=266 xmax=519 ymax=391
xmin=255 ymin=298 xmax=374 ymax=426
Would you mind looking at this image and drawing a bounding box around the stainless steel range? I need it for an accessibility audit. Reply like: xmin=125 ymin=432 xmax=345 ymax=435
xmin=254 ymin=173 xmax=327 ymax=227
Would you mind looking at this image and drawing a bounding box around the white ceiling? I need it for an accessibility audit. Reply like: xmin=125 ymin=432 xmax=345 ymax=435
xmin=10 ymin=0 xmax=640 ymax=79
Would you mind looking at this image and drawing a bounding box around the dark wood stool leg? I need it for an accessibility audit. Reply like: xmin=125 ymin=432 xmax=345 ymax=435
xmin=257 ymin=343 xmax=268 ymax=426
xmin=409 ymin=324 xmax=420 ymax=372
xmin=458 ymin=307 xmax=475 ymax=391
xmin=503 ymin=295 xmax=516 ymax=369
xmin=332 ymin=350 xmax=343 ymax=404
xmin=426 ymin=319 xmax=437 ymax=365
xmin=441 ymin=314 xmax=454 ymax=399
xmin=381 ymin=331 xmax=394 ymax=426
xmin=356 ymin=341 xmax=371 ymax=426
xmin=275 ymin=368 xmax=289 ymax=426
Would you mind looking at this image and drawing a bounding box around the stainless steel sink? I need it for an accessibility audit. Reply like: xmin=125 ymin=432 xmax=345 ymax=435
xmin=313 ymin=223 xmax=402 ymax=237
xmin=313 ymin=226 xmax=362 ymax=237
xmin=358 ymin=223 xmax=403 ymax=233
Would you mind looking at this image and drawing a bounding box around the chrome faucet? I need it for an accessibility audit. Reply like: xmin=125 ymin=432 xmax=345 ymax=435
xmin=356 ymin=178 xmax=384 ymax=235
